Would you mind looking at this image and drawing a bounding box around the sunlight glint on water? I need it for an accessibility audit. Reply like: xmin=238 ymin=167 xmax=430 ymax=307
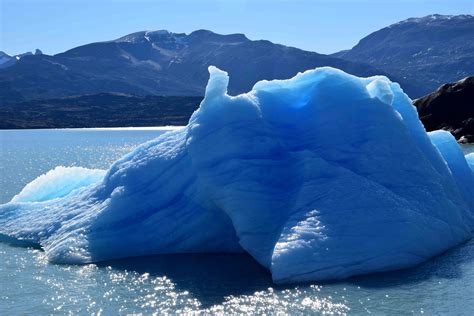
xmin=0 ymin=129 xmax=473 ymax=314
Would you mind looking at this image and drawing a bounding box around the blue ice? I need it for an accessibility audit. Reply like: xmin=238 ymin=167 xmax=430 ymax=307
xmin=1 ymin=66 xmax=473 ymax=283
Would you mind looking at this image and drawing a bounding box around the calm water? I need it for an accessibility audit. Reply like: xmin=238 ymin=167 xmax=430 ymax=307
xmin=0 ymin=129 xmax=473 ymax=315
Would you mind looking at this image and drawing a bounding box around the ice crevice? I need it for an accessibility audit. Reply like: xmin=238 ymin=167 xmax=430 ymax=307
xmin=0 ymin=66 xmax=473 ymax=283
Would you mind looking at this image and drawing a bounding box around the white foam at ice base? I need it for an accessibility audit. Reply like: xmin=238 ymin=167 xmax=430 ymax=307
xmin=1 ymin=66 xmax=472 ymax=283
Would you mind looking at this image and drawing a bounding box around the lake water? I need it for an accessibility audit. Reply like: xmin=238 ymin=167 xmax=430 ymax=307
xmin=1 ymin=128 xmax=473 ymax=315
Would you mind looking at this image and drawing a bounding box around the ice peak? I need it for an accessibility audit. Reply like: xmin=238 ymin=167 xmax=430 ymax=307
xmin=204 ymin=66 xmax=229 ymax=100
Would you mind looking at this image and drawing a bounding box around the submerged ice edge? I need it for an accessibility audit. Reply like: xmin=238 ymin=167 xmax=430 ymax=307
xmin=0 ymin=66 xmax=473 ymax=283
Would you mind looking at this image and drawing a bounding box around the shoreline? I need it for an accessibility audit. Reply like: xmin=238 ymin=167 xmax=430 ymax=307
xmin=0 ymin=126 xmax=186 ymax=132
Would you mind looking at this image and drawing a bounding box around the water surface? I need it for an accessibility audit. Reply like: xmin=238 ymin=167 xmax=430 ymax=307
xmin=1 ymin=129 xmax=473 ymax=314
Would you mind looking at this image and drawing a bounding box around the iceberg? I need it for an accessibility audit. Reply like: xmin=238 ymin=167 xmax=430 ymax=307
xmin=1 ymin=66 xmax=473 ymax=283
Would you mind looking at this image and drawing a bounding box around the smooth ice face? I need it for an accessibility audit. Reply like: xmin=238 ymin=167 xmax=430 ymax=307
xmin=466 ymin=153 xmax=474 ymax=172
xmin=428 ymin=131 xmax=474 ymax=212
xmin=1 ymin=66 xmax=473 ymax=283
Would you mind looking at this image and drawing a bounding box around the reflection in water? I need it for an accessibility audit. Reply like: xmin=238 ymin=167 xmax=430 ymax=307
xmin=0 ymin=243 xmax=349 ymax=314
xmin=349 ymin=239 xmax=474 ymax=290
xmin=2 ymin=238 xmax=473 ymax=314
xmin=99 ymin=253 xmax=273 ymax=307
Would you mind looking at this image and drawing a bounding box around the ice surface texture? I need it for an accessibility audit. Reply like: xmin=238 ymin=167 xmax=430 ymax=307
xmin=1 ymin=66 xmax=473 ymax=283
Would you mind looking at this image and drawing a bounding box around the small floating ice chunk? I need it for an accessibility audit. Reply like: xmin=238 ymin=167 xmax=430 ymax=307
xmin=12 ymin=166 xmax=105 ymax=202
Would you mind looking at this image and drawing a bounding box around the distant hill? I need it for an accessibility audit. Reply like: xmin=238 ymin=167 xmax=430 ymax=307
xmin=0 ymin=30 xmax=393 ymax=105
xmin=414 ymin=76 xmax=474 ymax=143
xmin=334 ymin=14 xmax=474 ymax=97
xmin=0 ymin=93 xmax=201 ymax=129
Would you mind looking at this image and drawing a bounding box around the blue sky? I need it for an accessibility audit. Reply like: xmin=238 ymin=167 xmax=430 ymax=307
xmin=1 ymin=0 xmax=472 ymax=56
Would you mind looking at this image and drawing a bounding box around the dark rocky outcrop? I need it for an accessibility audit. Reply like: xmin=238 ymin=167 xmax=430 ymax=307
xmin=414 ymin=76 xmax=474 ymax=143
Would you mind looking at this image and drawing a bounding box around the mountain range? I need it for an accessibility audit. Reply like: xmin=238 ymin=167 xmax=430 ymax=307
xmin=2 ymin=14 xmax=472 ymax=105
xmin=0 ymin=30 xmax=386 ymax=105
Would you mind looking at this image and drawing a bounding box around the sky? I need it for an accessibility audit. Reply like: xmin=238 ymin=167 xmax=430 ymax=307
xmin=1 ymin=0 xmax=472 ymax=56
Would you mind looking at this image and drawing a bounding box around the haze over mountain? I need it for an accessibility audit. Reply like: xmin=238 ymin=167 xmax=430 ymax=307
xmin=0 ymin=30 xmax=391 ymax=105
xmin=334 ymin=14 xmax=474 ymax=97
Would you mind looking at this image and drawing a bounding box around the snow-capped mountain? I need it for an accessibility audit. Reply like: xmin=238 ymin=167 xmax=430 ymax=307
xmin=334 ymin=14 xmax=474 ymax=97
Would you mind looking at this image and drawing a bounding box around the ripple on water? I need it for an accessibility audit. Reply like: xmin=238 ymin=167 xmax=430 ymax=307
xmin=0 ymin=244 xmax=349 ymax=314
xmin=1 ymin=130 xmax=473 ymax=314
